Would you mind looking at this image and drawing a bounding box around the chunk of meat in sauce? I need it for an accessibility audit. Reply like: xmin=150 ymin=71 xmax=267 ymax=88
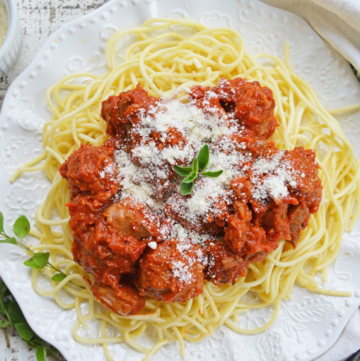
xmin=137 ymin=239 xmax=205 ymax=303
xmin=102 ymin=85 xmax=191 ymax=198
xmin=223 ymin=176 xmax=252 ymax=253
xmin=104 ymin=197 xmax=170 ymax=241
xmin=164 ymin=182 xmax=229 ymax=235
xmin=59 ymin=144 xmax=118 ymax=203
xmin=284 ymin=147 xmax=322 ymax=213
xmin=190 ymin=77 xmax=278 ymax=138
xmin=67 ymin=197 xmax=146 ymax=315
xmin=288 ymin=203 xmax=310 ymax=247
xmin=204 ymin=240 xmax=250 ymax=286
xmin=248 ymin=146 xmax=321 ymax=246
xmin=91 ymin=282 xmax=145 ymax=316
xmin=188 ymin=85 xmax=229 ymax=120
xmin=69 ymin=199 xmax=146 ymax=277
xmin=101 ymin=83 xmax=159 ymax=138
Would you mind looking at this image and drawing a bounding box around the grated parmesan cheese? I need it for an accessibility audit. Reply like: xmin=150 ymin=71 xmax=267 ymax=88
xmin=172 ymin=261 xmax=194 ymax=284
xmin=103 ymin=89 xmax=301 ymax=254
xmin=114 ymin=149 xmax=164 ymax=211
xmin=148 ymin=241 xmax=157 ymax=249
xmin=132 ymin=97 xmax=238 ymax=171
xmin=251 ymin=151 xmax=296 ymax=202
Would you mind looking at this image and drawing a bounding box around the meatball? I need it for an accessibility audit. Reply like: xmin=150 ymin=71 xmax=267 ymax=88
xmin=101 ymin=83 xmax=159 ymax=137
xmin=104 ymin=197 xmax=169 ymax=241
xmin=91 ymin=282 xmax=145 ymax=316
xmin=224 ymin=210 xmax=277 ymax=258
xmin=204 ymin=240 xmax=250 ymax=286
xmin=284 ymin=147 xmax=322 ymax=213
xmin=254 ymin=203 xmax=294 ymax=244
xmin=189 ymin=78 xmax=278 ymax=138
xmin=248 ymin=146 xmax=321 ymax=247
xmin=137 ymin=239 xmax=206 ymax=303
xmin=67 ymin=196 xmax=147 ymax=316
xmin=189 ymin=85 xmax=229 ymax=119
xmin=69 ymin=198 xmax=147 ymax=278
xmin=164 ymin=179 xmax=229 ymax=235
xmin=217 ymin=78 xmax=278 ymax=138
xmin=59 ymin=144 xmax=118 ymax=202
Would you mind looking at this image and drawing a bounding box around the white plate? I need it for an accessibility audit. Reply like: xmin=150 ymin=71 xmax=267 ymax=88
xmin=1 ymin=1 xmax=360 ymax=360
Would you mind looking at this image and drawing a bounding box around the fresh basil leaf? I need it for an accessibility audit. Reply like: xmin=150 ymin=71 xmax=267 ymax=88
xmin=192 ymin=158 xmax=199 ymax=173
xmin=13 ymin=215 xmax=30 ymax=239
xmin=174 ymin=165 xmax=192 ymax=177
xmin=24 ymin=252 xmax=50 ymax=270
xmin=52 ymin=274 xmax=67 ymax=282
xmin=36 ymin=345 xmax=47 ymax=361
xmin=0 ymin=211 xmax=4 ymax=233
xmin=197 ymin=144 xmax=209 ymax=171
xmin=15 ymin=322 xmax=34 ymax=341
xmin=0 ymin=237 xmax=18 ymax=246
xmin=201 ymin=170 xmax=223 ymax=178
xmin=183 ymin=171 xmax=198 ymax=184
xmin=180 ymin=181 xmax=194 ymax=195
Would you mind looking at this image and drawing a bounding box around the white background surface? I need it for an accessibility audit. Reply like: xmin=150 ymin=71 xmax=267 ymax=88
xmin=1 ymin=1 xmax=360 ymax=361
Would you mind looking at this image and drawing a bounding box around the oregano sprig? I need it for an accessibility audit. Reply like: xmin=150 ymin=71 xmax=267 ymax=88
xmin=174 ymin=144 xmax=223 ymax=195
xmin=0 ymin=211 xmax=66 ymax=361
xmin=0 ymin=279 xmax=62 ymax=361
xmin=0 ymin=212 xmax=69 ymax=284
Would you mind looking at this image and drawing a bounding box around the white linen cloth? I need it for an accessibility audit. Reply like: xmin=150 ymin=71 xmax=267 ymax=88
xmin=258 ymin=0 xmax=360 ymax=72
xmin=258 ymin=1 xmax=360 ymax=360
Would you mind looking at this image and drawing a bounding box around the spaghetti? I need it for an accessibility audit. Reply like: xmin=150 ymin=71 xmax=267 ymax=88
xmin=11 ymin=18 xmax=360 ymax=360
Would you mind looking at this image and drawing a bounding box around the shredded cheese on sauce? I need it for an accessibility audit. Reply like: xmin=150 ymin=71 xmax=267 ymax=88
xmin=132 ymin=96 xmax=236 ymax=169
xmin=99 ymin=90 xmax=302 ymax=259
xmin=147 ymin=241 xmax=157 ymax=250
xmin=251 ymin=152 xmax=297 ymax=202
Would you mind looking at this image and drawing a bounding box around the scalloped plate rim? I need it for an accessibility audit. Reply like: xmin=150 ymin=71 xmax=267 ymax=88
xmin=0 ymin=0 xmax=360 ymax=360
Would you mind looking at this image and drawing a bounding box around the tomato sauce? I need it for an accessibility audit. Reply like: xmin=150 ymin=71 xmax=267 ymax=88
xmin=60 ymin=78 xmax=322 ymax=315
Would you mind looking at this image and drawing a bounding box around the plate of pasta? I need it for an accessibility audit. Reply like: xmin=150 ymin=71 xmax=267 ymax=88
xmin=1 ymin=0 xmax=360 ymax=361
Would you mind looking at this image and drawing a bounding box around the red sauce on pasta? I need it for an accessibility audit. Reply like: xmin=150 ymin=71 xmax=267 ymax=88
xmin=60 ymin=78 xmax=322 ymax=315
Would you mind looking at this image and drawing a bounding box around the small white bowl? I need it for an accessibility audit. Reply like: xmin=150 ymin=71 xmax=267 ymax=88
xmin=0 ymin=0 xmax=21 ymax=76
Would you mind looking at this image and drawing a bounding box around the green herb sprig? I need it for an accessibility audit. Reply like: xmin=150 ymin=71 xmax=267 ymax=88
xmin=0 ymin=213 xmax=67 ymax=282
xmin=0 ymin=211 xmax=70 ymax=361
xmin=174 ymin=144 xmax=223 ymax=195
xmin=0 ymin=279 xmax=62 ymax=361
